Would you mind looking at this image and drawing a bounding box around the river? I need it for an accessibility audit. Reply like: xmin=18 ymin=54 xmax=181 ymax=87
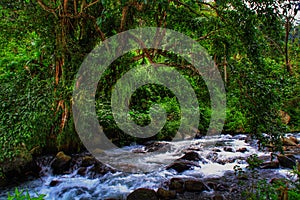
xmin=1 ymin=133 xmax=299 ymax=199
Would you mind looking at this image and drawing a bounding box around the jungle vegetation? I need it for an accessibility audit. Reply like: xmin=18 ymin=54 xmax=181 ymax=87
xmin=0 ymin=0 xmax=299 ymax=165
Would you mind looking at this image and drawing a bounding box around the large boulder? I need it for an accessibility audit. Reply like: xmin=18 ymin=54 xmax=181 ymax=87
xmin=167 ymin=160 xmax=200 ymax=173
xmin=185 ymin=180 xmax=208 ymax=192
xmin=157 ymin=188 xmax=176 ymax=199
xmin=51 ymin=151 xmax=71 ymax=174
xmin=181 ymin=151 xmax=208 ymax=164
xmin=277 ymin=154 xmax=297 ymax=169
xmin=167 ymin=152 xmax=202 ymax=173
xmin=260 ymin=161 xmax=280 ymax=169
xmin=179 ymin=152 xmax=201 ymax=162
xmin=144 ymin=142 xmax=171 ymax=153
xmin=127 ymin=188 xmax=158 ymax=200
xmin=169 ymin=178 xmax=185 ymax=193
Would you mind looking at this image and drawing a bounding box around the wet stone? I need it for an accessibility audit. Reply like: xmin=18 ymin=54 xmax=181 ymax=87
xmin=49 ymin=180 xmax=61 ymax=187
xmin=212 ymin=148 xmax=222 ymax=152
xmin=127 ymin=188 xmax=158 ymax=200
xmin=51 ymin=151 xmax=71 ymax=175
xmin=179 ymin=151 xmax=201 ymax=161
xmin=157 ymin=188 xmax=176 ymax=199
xmin=223 ymin=147 xmax=235 ymax=152
xmin=144 ymin=142 xmax=171 ymax=153
xmin=185 ymin=180 xmax=208 ymax=192
xmin=236 ymin=147 xmax=248 ymax=153
xmin=282 ymin=137 xmax=298 ymax=146
xmin=77 ymin=167 xmax=87 ymax=176
xmin=277 ymin=154 xmax=297 ymax=169
xmin=260 ymin=161 xmax=279 ymax=169
xmin=169 ymin=178 xmax=185 ymax=193
xmin=90 ymin=162 xmax=116 ymax=176
xmin=81 ymin=156 xmax=97 ymax=167
xmin=167 ymin=160 xmax=200 ymax=173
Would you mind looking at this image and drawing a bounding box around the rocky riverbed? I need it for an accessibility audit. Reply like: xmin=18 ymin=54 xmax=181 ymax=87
xmin=1 ymin=133 xmax=300 ymax=199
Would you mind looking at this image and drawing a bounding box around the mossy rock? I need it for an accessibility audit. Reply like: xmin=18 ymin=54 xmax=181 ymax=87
xmin=0 ymin=145 xmax=40 ymax=187
xmin=0 ymin=145 xmax=33 ymax=174
xmin=51 ymin=151 xmax=72 ymax=174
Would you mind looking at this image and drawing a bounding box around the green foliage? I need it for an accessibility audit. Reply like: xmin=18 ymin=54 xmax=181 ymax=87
xmin=235 ymin=155 xmax=300 ymax=200
xmin=225 ymin=96 xmax=247 ymax=132
xmin=0 ymin=58 xmax=54 ymax=162
xmin=246 ymin=154 xmax=264 ymax=171
xmin=7 ymin=188 xmax=45 ymax=200
xmin=0 ymin=0 xmax=299 ymax=166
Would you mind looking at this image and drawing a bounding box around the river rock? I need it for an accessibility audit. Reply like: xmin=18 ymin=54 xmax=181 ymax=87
xmin=90 ymin=162 xmax=115 ymax=176
xmin=81 ymin=156 xmax=97 ymax=167
xmin=233 ymin=134 xmax=248 ymax=140
xmin=180 ymin=151 xmax=201 ymax=161
xmin=167 ymin=160 xmax=200 ymax=173
xmin=145 ymin=142 xmax=171 ymax=152
xmin=49 ymin=180 xmax=61 ymax=187
xmin=77 ymin=167 xmax=87 ymax=176
xmin=223 ymin=147 xmax=235 ymax=152
xmin=157 ymin=188 xmax=176 ymax=199
xmin=180 ymin=151 xmax=208 ymax=164
xmin=132 ymin=149 xmax=146 ymax=153
xmin=185 ymin=180 xmax=208 ymax=192
xmin=282 ymin=137 xmax=298 ymax=146
xmin=51 ymin=151 xmax=71 ymax=174
xmin=206 ymin=152 xmax=218 ymax=162
xmin=212 ymin=148 xmax=222 ymax=152
xmin=260 ymin=161 xmax=280 ymax=169
xmin=127 ymin=188 xmax=158 ymax=200
xmin=0 ymin=145 xmax=41 ymax=187
xmin=237 ymin=147 xmax=248 ymax=153
xmin=167 ymin=162 xmax=192 ymax=173
xmin=289 ymin=136 xmax=298 ymax=144
xmin=169 ymin=178 xmax=185 ymax=193
xmin=207 ymin=181 xmax=230 ymax=192
xmin=277 ymin=154 xmax=297 ymax=169
xmin=216 ymin=158 xmax=237 ymax=165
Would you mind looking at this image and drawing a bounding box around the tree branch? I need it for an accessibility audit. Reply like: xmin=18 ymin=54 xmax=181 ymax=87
xmin=84 ymin=0 xmax=100 ymax=11
xmin=196 ymin=29 xmax=221 ymax=41
xmin=172 ymin=0 xmax=200 ymax=16
xmin=36 ymin=0 xmax=58 ymax=18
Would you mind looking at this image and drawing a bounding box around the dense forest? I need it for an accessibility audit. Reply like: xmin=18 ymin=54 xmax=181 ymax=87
xmin=0 ymin=0 xmax=300 ymax=199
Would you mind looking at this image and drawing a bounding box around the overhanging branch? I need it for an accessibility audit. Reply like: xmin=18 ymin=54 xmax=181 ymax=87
xmin=37 ymin=0 xmax=58 ymax=18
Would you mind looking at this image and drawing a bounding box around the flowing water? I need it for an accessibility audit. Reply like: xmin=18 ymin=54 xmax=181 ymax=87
xmin=1 ymin=133 xmax=299 ymax=200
